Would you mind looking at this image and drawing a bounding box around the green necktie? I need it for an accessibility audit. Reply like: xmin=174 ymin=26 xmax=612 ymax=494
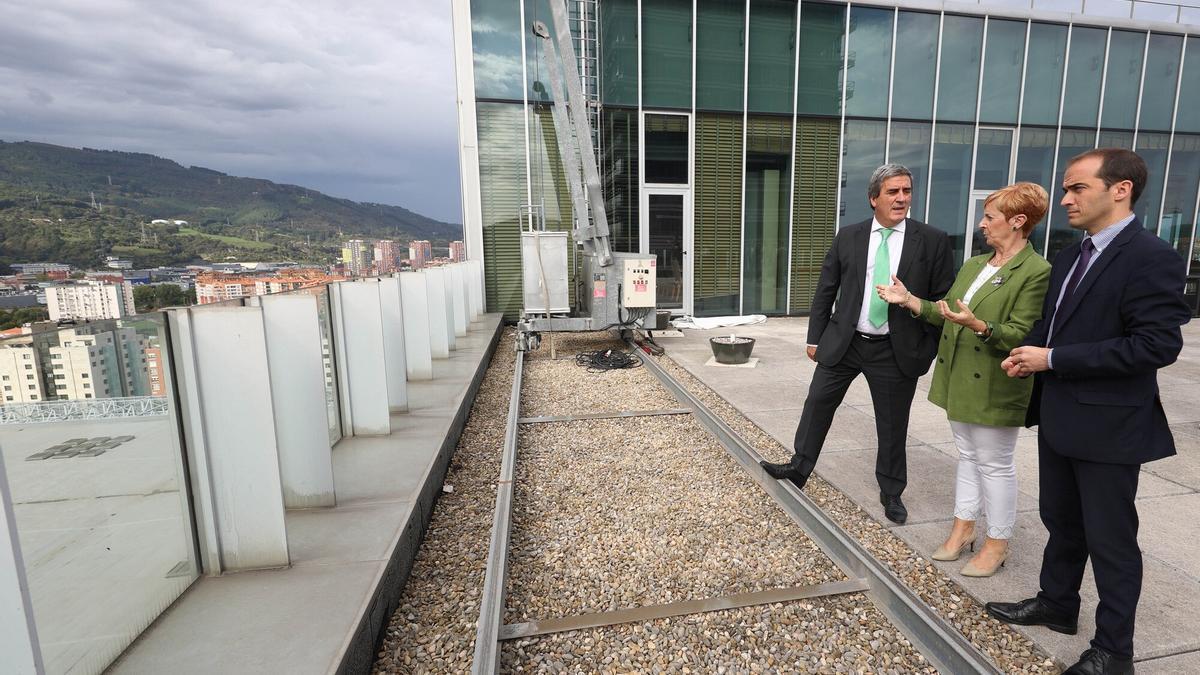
xmin=868 ymin=228 xmax=894 ymax=328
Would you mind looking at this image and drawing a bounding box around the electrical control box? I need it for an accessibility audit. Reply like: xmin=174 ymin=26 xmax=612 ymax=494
xmin=622 ymin=258 xmax=657 ymax=308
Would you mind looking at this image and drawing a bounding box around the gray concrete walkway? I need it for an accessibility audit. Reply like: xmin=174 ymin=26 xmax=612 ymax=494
xmin=661 ymin=317 xmax=1200 ymax=673
xmin=109 ymin=315 xmax=503 ymax=675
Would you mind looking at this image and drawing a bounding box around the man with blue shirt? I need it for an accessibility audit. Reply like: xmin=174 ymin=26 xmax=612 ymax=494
xmin=986 ymin=149 xmax=1190 ymax=675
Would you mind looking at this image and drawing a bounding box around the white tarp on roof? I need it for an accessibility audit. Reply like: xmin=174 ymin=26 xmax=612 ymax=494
xmin=669 ymin=315 xmax=767 ymax=330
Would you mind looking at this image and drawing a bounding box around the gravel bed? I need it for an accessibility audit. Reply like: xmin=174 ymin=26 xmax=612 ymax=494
xmin=371 ymin=332 xmax=516 ymax=675
xmin=520 ymin=357 xmax=681 ymax=417
xmin=506 ymin=415 xmax=844 ymax=622
xmin=653 ymin=353 xmax=1059 ymax=675
xmin=524 ymin=331 xmax=628 ymax=361
xmin=501 ymin=596 xmax=934 ymax=674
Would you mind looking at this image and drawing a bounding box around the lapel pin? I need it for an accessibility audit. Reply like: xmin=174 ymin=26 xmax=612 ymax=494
xmin=991 ymin=275 xmax=1005 ymax=286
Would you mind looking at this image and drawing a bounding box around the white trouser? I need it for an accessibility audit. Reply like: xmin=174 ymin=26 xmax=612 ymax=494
xmin=949 ymin=420 xmax=1019 ymax=539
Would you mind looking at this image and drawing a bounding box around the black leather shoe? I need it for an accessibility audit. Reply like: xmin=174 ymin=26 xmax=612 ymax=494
xmin=880 ymin=492 xmax=907 ymax=524
xmin=1063 ymin=647 xmax=1134 ymax=675
xmin=984 ymin=597 xmax=1078 ymax=635
xmin=760 ymin=460 xmax=808 ymax=490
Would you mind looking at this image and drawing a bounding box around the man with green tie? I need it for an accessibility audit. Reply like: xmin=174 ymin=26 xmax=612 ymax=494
xmin=761 ymin=164 xmax=955 ymax=524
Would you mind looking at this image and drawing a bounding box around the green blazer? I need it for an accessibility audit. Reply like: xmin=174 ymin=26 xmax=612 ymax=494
xmin=917 ymin=242 xmax=1051 ymax=427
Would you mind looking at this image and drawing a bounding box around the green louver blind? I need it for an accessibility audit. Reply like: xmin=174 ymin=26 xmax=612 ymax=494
xmin=601 ymin=109 xmax=640 ymax=252
xmin=531 ymin=106 xmax=578 ymax=307
xmin=790 ymin=118 xmax=839 ymax=313
xmin=477 ymin=103 xmax=527 ymax=318
xmin=694 ymin=113 xmax=743 ymax=316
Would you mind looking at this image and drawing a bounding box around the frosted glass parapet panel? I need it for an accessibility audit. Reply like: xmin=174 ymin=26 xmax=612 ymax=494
xmin=0 ymin=315 xmax=198 ymax=675
xmin=378 ymin=277 xmax=409 ymax=413
xmin=1082 ymin=0 xmax=1134 ymax=19
xmin=424 ymin=269 xmax=451 ymax=358
xmin=450 ymin=265 xmax=468 ymax=337
xmin=399 ymin=272 xmax=433 ymax=380
xmin=1132 ymin=2 xmax=1181 ymax=21
xmin=1033 ymin=0 xmax=1084 ymax=12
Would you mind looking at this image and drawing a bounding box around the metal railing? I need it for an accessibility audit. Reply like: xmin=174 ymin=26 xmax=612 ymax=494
xmin=0 ymin=395 xmax=169 ymax=425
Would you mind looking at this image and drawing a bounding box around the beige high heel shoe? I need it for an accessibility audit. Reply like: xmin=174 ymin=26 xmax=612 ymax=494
xmin=931 ymin=530 xmax=976 ymax=561
xmin=961 ymin=540 xmax=1009 ymax=577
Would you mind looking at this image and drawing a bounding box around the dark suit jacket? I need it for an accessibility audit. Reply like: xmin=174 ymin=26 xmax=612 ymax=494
xmin=807 ymin=218 xmax=955 ymax=379
xmin=1023 ymin=219 xmax=1190 ymax=464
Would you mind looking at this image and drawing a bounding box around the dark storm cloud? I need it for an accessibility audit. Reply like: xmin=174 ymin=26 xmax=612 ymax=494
xmin=0 ymin=0 xmax=463 ymax=223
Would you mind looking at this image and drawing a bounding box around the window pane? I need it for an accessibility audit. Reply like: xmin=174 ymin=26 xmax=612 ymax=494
xmin=695 ymin=113 xmax=744 ymax=316
xmin=974 ymin=128 xmax=1013 ymax=190
xmin=471 ymin=0 xmax=524 ymax=100
xmin=1015 ymin=127 xmax=1058 ymax=253
xmin=602 ymin=110 xmax=640 ymax=252
xmin=1139 ymin=34 xmax=1182 ymax=132
xmin=937 ymin=15 xmax=984 ymax=123
xmin=980 ymin=19 xmax=1026 ymax=125
xmin=929 ymin=123 xmax=976 ymax=261
xmin=892 ymin=11 xmax=939 ymax=120
xmin=796 ymin=2 xmax=845 ymax=116
xmin=1101 ymin=30 xmax=1145 ymax=130
xmin=1178 ymin=37 xmax=1200 ymax=133
xmin=696 ymin=0 xmax=745 ymax=112
xmin=642 ymin=0 xmax=693 ymax=109
xmin=888 ymin=122 xmax=932 ymax=221
xmin=601 ymin=0 xmax=639 ymax=105
xmin=644 ymin=114 xmax=689 ymax=183
xmin=791 ymin=118 xmax=840 ymax=312
xmin=526 ymin=0 xmax=559 ymax=102
xmin=744 ymin=117 xmax=793 ymax=313
xmin=844 ymin=6 xmax=892 ymax=118
xmin=1047 ymin=129 xmax=1096 ymax=260
xmin=1167 ymin=135 xmax=1200 ymax=257
xmin=841 ymin=120 xmax=887 ymax=227
xmin=748 ymin=0 xmax=798 ymax=114
xmin=1061 ymin=26 xmax=1106 ymax=128
xmin=1098 ymin=130 xmax=1133 ymax=148
xmin=1134 ymin=132 xmax=1170 ymax=233
xmin=648 ymin=194 xmax=685 ymax=309
xmin=1022 ymin=23 xmax=1068 ymax=126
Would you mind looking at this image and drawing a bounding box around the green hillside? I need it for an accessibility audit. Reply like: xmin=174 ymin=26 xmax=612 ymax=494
xmin=0 ymin=140 xmax=461 ymax=270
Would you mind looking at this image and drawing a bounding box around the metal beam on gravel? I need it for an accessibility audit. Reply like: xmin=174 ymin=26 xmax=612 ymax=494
xmin=498 ymin=578 xmax=870 ymax=641
xmin=471 ymin=349 xmax=524 ymax=675
xmin=517 ymin=408 xmax=692 ymax=424
xmin=636 ymin=348 xmax=1005 ymax=675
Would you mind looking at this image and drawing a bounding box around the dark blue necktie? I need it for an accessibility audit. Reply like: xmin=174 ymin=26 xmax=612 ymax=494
xmin=1052 ymin=238 xmax=1095 ymax=334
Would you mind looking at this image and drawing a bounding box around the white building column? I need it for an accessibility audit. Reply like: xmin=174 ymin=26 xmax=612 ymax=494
xmin=450 ymin=264 xmax=469 ymax=336
xmin=330 ymin=281 xmax=392 ymax=436
xmin=256 ymin=294 xmax=337 ymax=509
xmin=399 ymin=272 xmax=434 ymax=380
xmin=171 ymin=305 xmax=290 ymax=571
xmin=468 ymin=259 xmax=485 ymax=320
xmin=0 ymin=453 xmax=43 ymax=675
xmin=378 ymin=277 xmax=409 ymax=413
xmin=425 ymin=268 xmax=451 ymax=358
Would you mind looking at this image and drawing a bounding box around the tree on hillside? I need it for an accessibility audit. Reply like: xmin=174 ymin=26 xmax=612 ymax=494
xmin=133 ymin=284 xmax=196 ymax=312
xmin=0 ymin=307 xmax=49 ymax=330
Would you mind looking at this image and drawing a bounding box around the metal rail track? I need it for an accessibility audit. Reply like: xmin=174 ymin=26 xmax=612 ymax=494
xmin=471 ymin=345 xmax=1003 ymax=674
xmin=637 ymin=347 xmax=1004 ymax=675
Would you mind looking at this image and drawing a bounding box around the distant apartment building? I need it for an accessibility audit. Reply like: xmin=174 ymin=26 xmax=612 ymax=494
xmin=254 ymin=271 xmax=337 ymax=296
xmin=0 ymin=344 xmax=45 ymax=403
xmin=374 ymin=240 xmax=400 ymax=274
xmin=408 ymin=240 xmax=432 ymax=270
xmin=449 ymin=241 xmax=466 ymax=262
xmin=11 ymin=263 xmax=71 ymax=276
xmin=46 ymin=279 xmax=136 ymax=321
xmin=146 ymin=346 xmax=165 ymax=396
xmin=195 ymin=273 xmax=258 ymax=304
xmin=343 ymin=239 xmax=372 ymax=276
xmin=105 ymin=256 xmax=134 ymax=270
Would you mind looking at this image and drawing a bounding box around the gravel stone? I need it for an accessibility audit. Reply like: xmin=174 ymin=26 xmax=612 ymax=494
xmin=652 ymin=352 xmax=1060 ymax=675
xmin=520 ymin=358 xmax=678 ymax=417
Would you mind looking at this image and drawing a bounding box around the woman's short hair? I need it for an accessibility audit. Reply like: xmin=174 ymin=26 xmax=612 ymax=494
xmin=984 ymin=182 xmax=1049 ymax=237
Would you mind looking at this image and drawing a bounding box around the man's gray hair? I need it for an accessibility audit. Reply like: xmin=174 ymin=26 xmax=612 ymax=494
xmin=867 ymin=163 xmax=914 ymax=201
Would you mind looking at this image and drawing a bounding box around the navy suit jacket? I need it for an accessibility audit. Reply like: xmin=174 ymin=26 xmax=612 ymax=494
xmin=1023 ymin=219 xmax=1190 ymax=464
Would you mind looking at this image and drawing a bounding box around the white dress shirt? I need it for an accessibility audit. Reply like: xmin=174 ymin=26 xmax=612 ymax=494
xmin=857 ymin=218 xmax=907 ymax=335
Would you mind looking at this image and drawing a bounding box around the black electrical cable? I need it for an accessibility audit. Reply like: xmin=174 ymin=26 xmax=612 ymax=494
xmin=574 ymin=348 xmax=642 ymax=372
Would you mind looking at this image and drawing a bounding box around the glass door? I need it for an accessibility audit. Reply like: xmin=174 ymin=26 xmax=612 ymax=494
xmin=641 ymin=190 xmax=692 ymax=311
xmin=965 ymin=127 xmax=1016 ymax=262
xmin=966 ymin=190 xmax=994 ymax=259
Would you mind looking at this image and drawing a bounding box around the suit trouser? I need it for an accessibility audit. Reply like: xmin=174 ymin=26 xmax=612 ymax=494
xmin=1036 ymin=429 xmax=1142 ymax=659
xmin=791 ymin=335 xmax=917 ymax=496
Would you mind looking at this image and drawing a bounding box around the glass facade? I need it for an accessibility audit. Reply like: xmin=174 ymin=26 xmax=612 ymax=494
xmin=465 ymin=0 xmax=1200 ymax=317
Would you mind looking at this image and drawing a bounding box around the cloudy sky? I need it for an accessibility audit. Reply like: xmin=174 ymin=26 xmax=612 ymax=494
xmin=0 ymin=0 xmax=463 ymax=223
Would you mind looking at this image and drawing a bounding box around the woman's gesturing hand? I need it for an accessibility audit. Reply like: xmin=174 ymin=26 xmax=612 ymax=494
xmin=938 ymin=299 xmax=981 ymax=330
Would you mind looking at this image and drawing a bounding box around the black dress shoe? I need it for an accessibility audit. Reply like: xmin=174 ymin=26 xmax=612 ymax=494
xmin=1063 ymin=647 xmax=1134 ymax=675
xmin=984 ymin=597 xmax=1078 ymax=635
xmin=759 ymin=460 xmax=808 ymax=490
xmin=880 ymin=492 xmax=907 ymax=524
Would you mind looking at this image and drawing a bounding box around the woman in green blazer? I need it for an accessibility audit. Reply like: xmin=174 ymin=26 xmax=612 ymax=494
xmin=877 ymin=182 xmax=1051 ymax=577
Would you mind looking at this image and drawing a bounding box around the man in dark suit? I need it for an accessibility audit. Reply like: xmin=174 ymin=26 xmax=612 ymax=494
xmin=987 ymin=149 xmax=1190 ymax=675
xmin=761 ymin=164 xmax=955 ymax=523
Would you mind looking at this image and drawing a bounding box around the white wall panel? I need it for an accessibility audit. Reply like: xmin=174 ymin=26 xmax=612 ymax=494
xmin=378 ymin=277 xmax=409 ymax=413
xmin=399 ymin=272 xmax=434 ymax=380
xmin=335 ymin=282 xmax=393 ymax=436
xmin=425 ymin=268 xmax=451 ymax=358
xmin=450 ymin=264 xmax=469 ymax=336
xmin=0 ymin=453 xmax=42 ymax=675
